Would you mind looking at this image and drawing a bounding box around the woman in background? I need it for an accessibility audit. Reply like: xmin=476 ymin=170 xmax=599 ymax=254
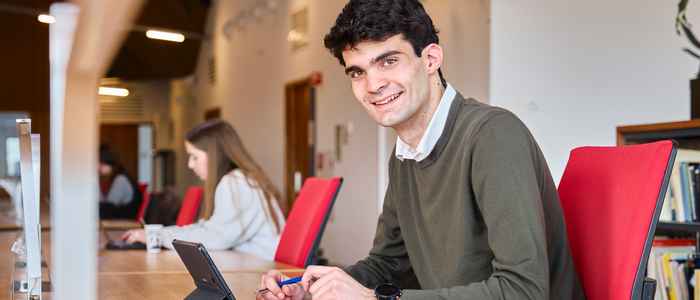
xmin=99 ymin=144 xmax=142 ymax=219
xmin=122 ymin=120 xmax=285 ymax=259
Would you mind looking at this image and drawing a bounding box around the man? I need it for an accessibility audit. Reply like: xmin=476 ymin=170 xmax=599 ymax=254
xmin=259 ymin=0 xmax=584 ymax=299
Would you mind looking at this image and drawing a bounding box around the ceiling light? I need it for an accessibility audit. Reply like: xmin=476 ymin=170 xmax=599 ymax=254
xmin=37 ymin=14 xmax=55 ymax=24
xmin=145 ymin=30 xmax=185 ymax=43
xmin=98 ymin=87 xmax=129 ymax=97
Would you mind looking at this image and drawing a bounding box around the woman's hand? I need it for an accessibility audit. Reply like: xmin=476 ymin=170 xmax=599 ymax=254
xmin=121 ymin=229 xmax=146 ymax=244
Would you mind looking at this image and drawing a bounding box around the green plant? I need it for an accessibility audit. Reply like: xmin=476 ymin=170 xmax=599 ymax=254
xmin=677 ymin=0 xmax=700 ymax=77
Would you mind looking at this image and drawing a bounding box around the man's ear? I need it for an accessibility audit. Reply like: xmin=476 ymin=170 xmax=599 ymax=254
xmin=422 ymin=43 xmax=443 ymax=75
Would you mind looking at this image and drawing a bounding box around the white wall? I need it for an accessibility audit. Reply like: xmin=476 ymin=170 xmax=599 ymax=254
xmin=285 ymin=0 xmax=382 ymax=265
xmin=424 ymin=0 xmax=490 ymax=102
xmin=192 ymin=0 xmax=489 ymax=265
xmin=138 ymin=81 xmax=173 ymax=150
xmin=491 ymin=0 xmax=698 ymax=183
xmin=195 ymin=0 xmax=377 ymax=265
xmin=170 ymin=78 xmax=200 ymax=196
xmin=212 ymin=0 xmax=288 ymax=194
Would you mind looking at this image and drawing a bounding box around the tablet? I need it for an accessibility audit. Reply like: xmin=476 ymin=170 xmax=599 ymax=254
xmin=172 ymin=239 xmax=236 ymax=300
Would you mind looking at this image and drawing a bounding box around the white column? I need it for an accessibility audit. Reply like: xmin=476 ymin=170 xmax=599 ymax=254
xmin=49 ymin=4 xmax=97 ymax=300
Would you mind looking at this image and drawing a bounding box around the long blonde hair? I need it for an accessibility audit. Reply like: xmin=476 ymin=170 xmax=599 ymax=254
xmin=185 ymin=120 xmax=282 ymax=232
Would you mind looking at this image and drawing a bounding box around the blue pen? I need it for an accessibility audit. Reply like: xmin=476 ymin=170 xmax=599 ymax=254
xmin=278 ymin=276 xmax=302 ymax=286
xmin=256 ymin=276 xmax=303 ymax=294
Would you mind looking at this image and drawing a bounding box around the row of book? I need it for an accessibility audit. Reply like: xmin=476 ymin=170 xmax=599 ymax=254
xmin=653 ymin=149 xmax=700 ymax=299
xmin=660 ymin=149 xmax=700 ymax=222
xmin=647 ymin=239 xmax=699 ymax=300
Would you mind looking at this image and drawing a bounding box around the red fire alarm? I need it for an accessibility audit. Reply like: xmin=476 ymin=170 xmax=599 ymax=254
xmin=309 ymin=71 xmax=323 ymax=86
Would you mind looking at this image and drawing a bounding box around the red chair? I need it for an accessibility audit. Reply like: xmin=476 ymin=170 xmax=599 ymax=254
xmin=136 ymin=183 xmax=149 ymax=222
xmin=176 ymin=186 xmax=204 ymax=226
xmin=558 ymin=140 xmax=676 ymax=300
xmin=275 ymin=177 xmax=343 ymax=268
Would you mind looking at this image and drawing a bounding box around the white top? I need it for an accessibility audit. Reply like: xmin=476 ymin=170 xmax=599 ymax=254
xmin=101 ymin=174 xmax=134 ymax=206
xmin=395 ymin=83 xmax=457 ymax=162
xmin=159 ymin=169 xmax=285 ymax=260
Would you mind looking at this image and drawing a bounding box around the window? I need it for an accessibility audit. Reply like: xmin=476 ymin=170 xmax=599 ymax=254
xmin=0 ymin=112 xmax=29 ymax=178
xmin=5 ymin=137 xmax=19 ymax=177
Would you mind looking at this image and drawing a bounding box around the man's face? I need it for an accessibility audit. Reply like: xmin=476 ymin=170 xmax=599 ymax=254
xmin=341 ymin=35 xmax=432 ymax=129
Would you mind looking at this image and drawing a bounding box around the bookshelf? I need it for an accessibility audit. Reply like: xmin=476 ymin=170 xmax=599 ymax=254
xmin=617 ymin=119 xmax=700 ymax=148
xmin=617 ymin=120 xmax=700 ymax=250
xmin=656 ymin=221 xmax=700 ymax=235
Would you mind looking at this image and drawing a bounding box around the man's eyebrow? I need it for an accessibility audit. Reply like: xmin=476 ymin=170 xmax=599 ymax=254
xmin=344 ymin=50 xmax=403 ymax=75
xmin=370 ymin=50 xmax=402 ymax=65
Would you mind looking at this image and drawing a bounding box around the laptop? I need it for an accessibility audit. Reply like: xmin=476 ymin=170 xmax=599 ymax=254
xmin=105 ymin=239 xmax=147 ymax=250
xmin=172 ymin=239 xmax=236 ymax=300
xmin=101 ymin=226 xmax=146 ymax=250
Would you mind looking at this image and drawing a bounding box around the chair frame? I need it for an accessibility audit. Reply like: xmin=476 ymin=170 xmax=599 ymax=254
xmin=303 ymin=178 xmax=343 ymax=267
xmin=632 ymin=144 xmax=676 ymax=299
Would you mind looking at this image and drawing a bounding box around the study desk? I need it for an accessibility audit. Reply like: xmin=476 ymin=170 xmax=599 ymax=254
xmin=9 ymin=272 xmax=282 ymax=300
xmin=1 ymin=231 xmax=299 ymax=299
xmin=98 ymin=272 xmax=270 ymax=299
xmin=100 ymin=219 xmax=142 ymax=230
xmin=0 ymin=214 xmax=141 ymax=231
xmin=0 ymin=206 xmax=50 ymax=231
xmin=0 ymin=199 xmax=142 ymax=231
xmin=0 ymin=213 xmax=22 ymax=230
xmin=97 ymin=247 xmax=286 ymax=274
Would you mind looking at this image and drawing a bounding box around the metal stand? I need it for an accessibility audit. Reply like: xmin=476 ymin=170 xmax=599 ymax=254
xmin=184 ymin=287 xmax=234 ymax=300
xmin=11 ymin=251 xmax=52 ymax=299
xmin=13 ymin=280 xmax=52 ymax=293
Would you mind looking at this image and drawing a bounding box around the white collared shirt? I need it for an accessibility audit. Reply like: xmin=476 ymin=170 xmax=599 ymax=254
xmin=395 ymin=83 xmax=456 ymax=162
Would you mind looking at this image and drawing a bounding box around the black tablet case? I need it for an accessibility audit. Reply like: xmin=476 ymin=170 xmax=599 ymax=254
xmin=172 ymin=239 xmax=235 ymax=300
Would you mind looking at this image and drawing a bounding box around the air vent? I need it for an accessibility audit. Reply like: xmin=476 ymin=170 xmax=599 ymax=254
xmin=99 ymin=96 xmax=144 ymax=122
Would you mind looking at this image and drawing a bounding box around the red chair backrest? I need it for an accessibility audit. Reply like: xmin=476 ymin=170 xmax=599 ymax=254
xmin=176 ymin=186 xmax=204 ymax=226
xmin=275 ymin=177 xmax=343 ymax=268
xmin=136 ymin=183 xmax=149 ymax=222
xmin=558 ymin=140 xmax=675 ymax=300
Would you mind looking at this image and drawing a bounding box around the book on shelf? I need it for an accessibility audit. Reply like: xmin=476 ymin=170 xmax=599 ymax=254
xmin=654 ymin=239 xmax=696 ymax=247
xmin=647 ymin=243 xmax=695 ymax=300
xmin=661 ymin=149 xmax=700 ymax=223
xmin=690 ymin=163 xmax=700 ymax=221
xmin=695 ymin=269 xmax=700 ymax=300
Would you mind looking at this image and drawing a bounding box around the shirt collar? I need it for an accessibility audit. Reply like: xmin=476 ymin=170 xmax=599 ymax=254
xmin=395 ymin=83 xmax=456 ymax=161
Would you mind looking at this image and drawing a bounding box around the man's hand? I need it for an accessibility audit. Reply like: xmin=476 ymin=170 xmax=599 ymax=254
xmin=257 ymin=270 xmax=306 ymax=300
xmin=301 ymin=266 xmax=375 ymax=300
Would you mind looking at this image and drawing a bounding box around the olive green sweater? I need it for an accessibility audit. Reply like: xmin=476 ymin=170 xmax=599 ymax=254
xmin=346 ymin=94 xmax=584 ymax=299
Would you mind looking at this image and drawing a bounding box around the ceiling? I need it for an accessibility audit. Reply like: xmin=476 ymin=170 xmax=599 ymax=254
xmin=0 ymin=0 xmax=211 ymax=80
xmin=108 ymin=0 xmax=211 ymax=79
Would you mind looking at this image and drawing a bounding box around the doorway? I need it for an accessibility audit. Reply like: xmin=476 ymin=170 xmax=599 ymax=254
xmin=100 ymin=123 xmax=154 ymax=188
xmin=101 ymin=124 xmax=139 ymax=179
xmin=284 ymin=79 xmax=315 ymax=214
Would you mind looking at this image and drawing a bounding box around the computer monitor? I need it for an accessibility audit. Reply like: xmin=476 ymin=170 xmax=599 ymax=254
xmin=15 ymin=119 xmax=44 ymax=298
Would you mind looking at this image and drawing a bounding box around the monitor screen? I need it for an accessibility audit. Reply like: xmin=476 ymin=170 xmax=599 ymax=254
xmin=16 ymin=119 xmax=43 ymax=297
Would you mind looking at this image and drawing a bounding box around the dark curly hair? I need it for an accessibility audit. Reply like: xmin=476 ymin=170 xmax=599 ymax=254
xmin=323 ymin=0 xmax=446 ymax=86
